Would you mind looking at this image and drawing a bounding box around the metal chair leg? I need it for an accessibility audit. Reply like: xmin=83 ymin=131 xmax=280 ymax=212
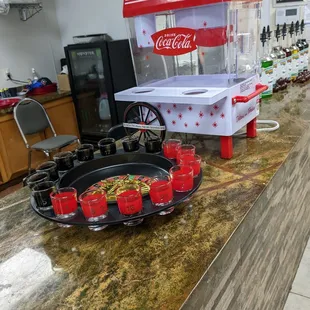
xmin=28 ymin=149 xmax=32 ymax=175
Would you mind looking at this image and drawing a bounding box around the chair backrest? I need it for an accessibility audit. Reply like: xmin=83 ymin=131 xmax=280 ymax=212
xmin=14 ymin=98 xmax=55 ymax=146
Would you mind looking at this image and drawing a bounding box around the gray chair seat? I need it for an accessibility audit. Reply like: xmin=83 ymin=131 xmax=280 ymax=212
xmin=14 ymin=98 xmax=80 ymax=175
xmin=31 ymin=135 xmax=78 ymax=151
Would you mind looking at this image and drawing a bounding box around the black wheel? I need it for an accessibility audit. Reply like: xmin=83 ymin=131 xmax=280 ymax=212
xmin=123 ymin=102 xmax=166 ymax=145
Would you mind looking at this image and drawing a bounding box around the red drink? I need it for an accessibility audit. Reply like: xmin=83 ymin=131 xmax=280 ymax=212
xmin=79 ymin=191 xmax=108 ymax=220
xmin=180 ymin=154 xmax=201 ymax=177
xmin=170 ymin=166 xmax=194 ymax=192
xmin=117 ymin=189 xmax=143 ymax=215
xmin=150 ymin=179 xmax=173 ymax=206
xmin=163 ymin=139 xmax=182 ymax=159
xmin=50 ymin=188 xmax=78 ymax=218
xmin=176 ymin=144 xmax=196 ymax=164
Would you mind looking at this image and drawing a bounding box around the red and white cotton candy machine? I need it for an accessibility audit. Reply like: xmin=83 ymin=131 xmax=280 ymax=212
xmin=115 ymin=0 xmax=267 ymax=159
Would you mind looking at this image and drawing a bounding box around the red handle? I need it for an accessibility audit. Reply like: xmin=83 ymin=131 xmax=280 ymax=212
xmin=232 ymin=84 xmax=268 ymax=105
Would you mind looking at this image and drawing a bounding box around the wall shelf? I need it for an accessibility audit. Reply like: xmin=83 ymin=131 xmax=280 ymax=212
xmin=10 ymin=3 xmax=42 ymax=21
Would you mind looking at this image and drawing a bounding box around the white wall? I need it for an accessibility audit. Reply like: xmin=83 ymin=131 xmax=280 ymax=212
xmin=0 ymin=0 xmax=63 ymax=89
xmin=261 ymin=0 xmax=305 ymax=30
xmin=54 ymin=0 xmax=127 ymax=47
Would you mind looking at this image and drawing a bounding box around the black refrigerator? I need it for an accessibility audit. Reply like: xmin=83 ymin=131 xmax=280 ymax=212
xmin=65 ymin=40 xmax=136 ymax=144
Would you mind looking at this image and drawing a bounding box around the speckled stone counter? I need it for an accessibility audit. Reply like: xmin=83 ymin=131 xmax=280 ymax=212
xmin=29 ymin=91 xmax=71 ymax=104
xmin=1 ymin=84 xmax=310 ymax=310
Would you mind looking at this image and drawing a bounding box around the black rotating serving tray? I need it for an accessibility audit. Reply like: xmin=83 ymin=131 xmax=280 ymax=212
xmin=31 ymin=153 xmax=202 ymax=226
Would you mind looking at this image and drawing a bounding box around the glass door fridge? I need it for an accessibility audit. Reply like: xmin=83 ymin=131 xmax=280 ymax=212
xmin=65 ymin=40 xmax=136 ymax=144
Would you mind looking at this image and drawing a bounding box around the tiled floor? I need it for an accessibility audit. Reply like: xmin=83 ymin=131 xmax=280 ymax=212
xmin=284 ymin=239 xmax=310 ymax=310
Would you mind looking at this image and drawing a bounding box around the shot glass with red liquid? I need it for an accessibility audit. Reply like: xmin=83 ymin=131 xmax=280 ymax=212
xmin=176 ymin=144 xmax=196 ymax=164
xmin=170 ymin=165 xmax=194 ymax=193
xmin=50 ymin=187 xmax=78 ymax=228
xmin=116 ymin=184 xmax=143 ymax=226
xmin=163 ymin=139 xmax=182 ymax=160
xmin=150 ymin=175 xmax=174 ymax=215
xmin=79 ymin=190 xmax=108 ymax=231
xmin=180 ymin=154 xmax=202 ymax=177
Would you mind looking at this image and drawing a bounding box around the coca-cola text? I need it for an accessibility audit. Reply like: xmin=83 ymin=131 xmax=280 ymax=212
xmin=151 ymin=28 xmax=197 ymax=56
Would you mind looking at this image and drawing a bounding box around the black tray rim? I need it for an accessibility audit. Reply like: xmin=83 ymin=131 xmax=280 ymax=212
xmin=30 ymin=153 xmax=202 ymax=226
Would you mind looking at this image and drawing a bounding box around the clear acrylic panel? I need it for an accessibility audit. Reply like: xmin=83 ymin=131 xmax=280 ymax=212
xmin=125 ymin=1 xmax=261 ymax=88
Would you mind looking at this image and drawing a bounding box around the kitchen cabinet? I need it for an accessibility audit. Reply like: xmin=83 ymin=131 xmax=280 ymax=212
xmin=0 ymin=94 xmax=80 ymax=184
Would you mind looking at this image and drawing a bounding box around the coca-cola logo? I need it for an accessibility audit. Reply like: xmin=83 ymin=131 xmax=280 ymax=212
xmin=151 ymin=27 xmax=197 ymax=56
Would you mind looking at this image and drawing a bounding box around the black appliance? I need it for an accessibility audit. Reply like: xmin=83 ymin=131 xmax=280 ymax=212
xmin=65 ymin=40 xmax=136 ymax=144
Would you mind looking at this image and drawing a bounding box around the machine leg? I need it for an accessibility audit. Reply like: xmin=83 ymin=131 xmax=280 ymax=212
xmin=220 ymin=136 xmax=233 ymax=159
xmin=247 ymin=118 xmax=257 ymax=138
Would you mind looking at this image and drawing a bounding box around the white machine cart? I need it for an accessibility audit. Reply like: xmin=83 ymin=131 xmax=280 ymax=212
xmin=115 ymin=0 xmax=267 ymax=159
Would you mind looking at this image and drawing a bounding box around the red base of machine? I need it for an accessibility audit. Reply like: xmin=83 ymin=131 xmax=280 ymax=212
xmin=246 ymin=118 xmax=257 ymax=138
xmin=220 ymin=118 xmax=257 ymax=159
xmin=220 ymin=136 xmax=233 ymax=159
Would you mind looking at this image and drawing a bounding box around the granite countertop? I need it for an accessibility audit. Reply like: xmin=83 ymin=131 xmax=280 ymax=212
xmin=0 ymin=91 xmax=72 ymax=116
xmin=1 ymin=84 xmax=310 ymax=310
xmin=28 ymin=90 xmax=71 ymax=104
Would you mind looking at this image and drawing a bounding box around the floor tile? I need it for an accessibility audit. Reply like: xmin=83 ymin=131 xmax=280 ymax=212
xmin=284 ymin=293 xmax=310 ymax=310
xmin=291 ymin=248 xmax=310 ymax=298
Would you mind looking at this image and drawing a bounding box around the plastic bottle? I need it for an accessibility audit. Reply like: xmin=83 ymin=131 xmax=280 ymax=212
xmin=273 ymin=24 xmax=287 ymax=90
xmin=289 ymin=22 xmax=300 ymax=81
xmin=267 ymin=26 xmax=278 ymax=89
xmin=32 ymin=68 xmax=39 ymax=82
xmin=4 ymin=88 xmax=10 ymax=97
xmin=261 ymin=27 xmax=274 ymax=98
xmin=300 ymin=20 xmax=309 ymax=72
xmin=295 ymin=21 xmax=304 ymax=77
xmin=283 ymin=23 xmax=292 ymax=83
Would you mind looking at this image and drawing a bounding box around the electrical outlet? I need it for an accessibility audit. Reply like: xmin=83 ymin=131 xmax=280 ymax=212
xmin=2 ymin=68 xmax=10 ymax=79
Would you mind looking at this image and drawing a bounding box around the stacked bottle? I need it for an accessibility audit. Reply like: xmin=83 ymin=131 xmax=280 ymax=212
xmin=296 ymin=20 xmax=310 ymax=81
xmin=282 ymin=23 xmax=292 ymax=84
xmin=289 ymin=21 xmax=300 ymax=82
xmin=261 ymin=27 xmax=274 ymax=98
xmin=273 ymin=24 xmax=288 ymax=92
xmin=0 ymin=89 xmax=11 ymax=98
xmin=267 ymin=26 xmax=279 ymax=91
xmin=260 ymin=21 xmax=310 ymax=100
xmin=300 ymin=20 xmax=309 ymax=73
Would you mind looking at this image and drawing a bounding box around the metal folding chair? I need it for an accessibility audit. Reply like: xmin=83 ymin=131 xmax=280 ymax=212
xmin=13 ymin=98 xmax=80 ymax=175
